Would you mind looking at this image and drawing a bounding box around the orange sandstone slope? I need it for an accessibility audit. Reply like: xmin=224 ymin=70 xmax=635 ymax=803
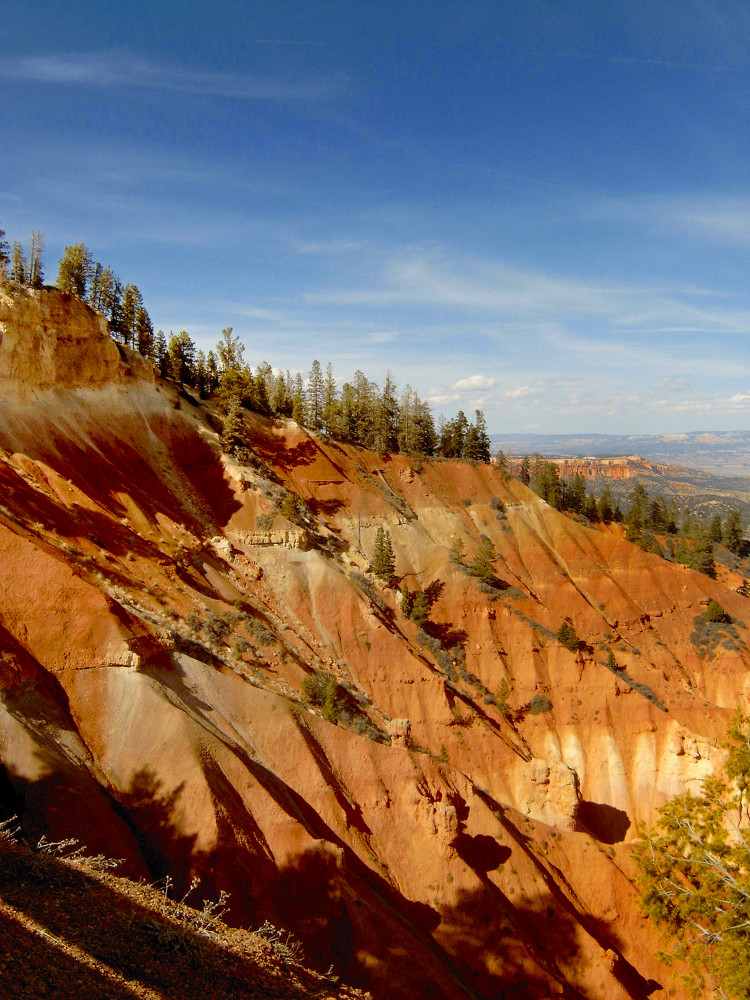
xmin=1 ymin=288 xmax=748 ymax=999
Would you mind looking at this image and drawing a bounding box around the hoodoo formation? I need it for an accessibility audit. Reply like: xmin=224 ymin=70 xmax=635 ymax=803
xmin=1 ymin=288 xmax=748 ymax=998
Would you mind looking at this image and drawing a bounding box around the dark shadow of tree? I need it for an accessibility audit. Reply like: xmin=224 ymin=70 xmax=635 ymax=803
xmin=424 ymin=579 xmax=445 ymax=606
xmin=425 ymin=622 xmax=469 ymax=649
xmin=267 ymin=844 xmax=588 ymax=999
xmin=115 ymin=768 xmax=209 ymax=892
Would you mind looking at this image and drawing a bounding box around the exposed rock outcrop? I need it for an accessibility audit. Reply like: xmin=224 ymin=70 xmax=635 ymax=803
xmin=0 ymin=287 xmax=153 ymax=392
xmin=0 ymin=289 xmax=747 ymax=999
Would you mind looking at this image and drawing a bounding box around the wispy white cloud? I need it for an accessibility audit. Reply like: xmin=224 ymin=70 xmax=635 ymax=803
xmin=582 ymin=193 xmax=750 ymax=247
xmin=310 ymin=248 xmax=750 ymax=340
xmin=660 ymin=199 xmax=750 ymax=244
xmin=0 ymin=50 xmax=348 ymax=101
xmin=453 ymin=374 xmax=496 ymax=390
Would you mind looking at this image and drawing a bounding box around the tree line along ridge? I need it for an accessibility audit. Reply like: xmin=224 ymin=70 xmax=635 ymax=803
xmin=0 ymin=226 xmax=745 ymax=564
xmin=0 ymin=228 xmax=491 ymax=461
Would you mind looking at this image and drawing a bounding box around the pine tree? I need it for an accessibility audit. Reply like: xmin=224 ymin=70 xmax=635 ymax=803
xmin=691 ymin=529 xmax=716 ymax=578
xmin=532 ymin=460 xmax=562 ymax=509
xmin=221 ymin=401 xmax=247 ymax=458
xmin=399 ymin=580 xmax=413 ymax=618
xmin=708 ymin=514 xmax=724 ymax=543
xmin=109 ymin=277 xmax=125 ymax=339
xmin=598 ymin=487 xmax=614 ymax=523
xmin=204 ymin=350 xmax=219 ymax=396
xmin=410 ymin=590 xmax=430 ymax=626
xmin=374 ymin=371 xmax=399 ymax=454
xmin=307 ymin=359 xmax=324 ymax=430
xmin=322 ymin=362 xmax=338 ymax=436
xmin=57 ymin=243 xmax=93 ymax=298
xmin=556 ymin=621 xmax=579 ymax=652
xmin=567 ymin=473 xmax=587 ymax=514
xmin=270 ymin=370 xmax=291 ymax=416
xmin=470 ymin=535 xmax=496 ymax=586
xmin=724 ymin=509 xmax=744 ymax=555
xmin=98 ymin=267 xmax=119 ymax=325
xmin=519 ymin=456 xmax=531 ymax=485
xmin=194 ymin=350 xmax=207 ymax=397
xmin=398 ymin=385 xmax=416 ymax=454
xmin=371 ymin=526 xmax=395 ymax=582
xmin=167 ymin=331 xmax=196 ymax=387
xmin=214 ymin=329 xmax=252 ymax=410
xmin=120 ymin=284 xmax=143 ymax=348
xmin=217 ymin=327 xmax=244 ymax=372
xmin=254 ymin=362 xmax=274 ymax=410
xmin=626 ymin=484 xmax=648 ymax=532
xmin=440 ymin=410 xmax=469 ymax=458
xmin=352 ymin=370 xmax=376 ymax=447
xmin=584 ymin=492 xmax=599 ymax=521
xmin=292 ymin=372 xmax=307 ymax=424
xmin=154 ymin=330 xmax=168 ymax=378
xmin=334 ymin=382 xmax=357 ymax=442
xmin=135 ymin=306 xmax=154 ymax=358
xmin=88 ymin=261 xmax=104 ymax=309
xmin=413 ymin=397 xmax=437 ymax=456
xmin=249 ymin=369 xmax=270 ymax=412
xmin=10 ymin=241 xmax=26 ymax=285
xmin=464 ymin=409 xmax=491 ymax=462
xmin=27 ymin=231 xmax=44 ymax=288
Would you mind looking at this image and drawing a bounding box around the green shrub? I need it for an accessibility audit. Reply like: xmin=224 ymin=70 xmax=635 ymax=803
xmin=322 ymin=674 xmax=340 ymax=724
xmin=277 ymin=493 xmax=302 ymax=522
xmin=203 ymin=612 xmax=230 ymax=644
xmin=301 ymin=671 xmax=329 ymax=707
xmin=605 ymin=650 xmax=620 ymax=672
xmin=529 ymin=694 xmax=552 ymax=715
xmin=556 ymin=621 xmax=579 ymax=652
xmin=410 ymin=590 xmax=430 ymax=627
xmin=705 ymin=600 xmax=730 ymax=624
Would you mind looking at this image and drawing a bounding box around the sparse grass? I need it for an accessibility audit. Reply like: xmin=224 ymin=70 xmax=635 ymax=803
xmin=252 ymin=920 xmax=304 ymax=965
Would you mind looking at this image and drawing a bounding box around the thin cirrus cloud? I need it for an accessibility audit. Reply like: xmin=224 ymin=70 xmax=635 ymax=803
xmin=0 ymin=50 xmax=348 ymax=101
xmin=660 ymin=200 xmax=750 ymax=244
xmin=311 ymin=250 xmax=750 ymax=338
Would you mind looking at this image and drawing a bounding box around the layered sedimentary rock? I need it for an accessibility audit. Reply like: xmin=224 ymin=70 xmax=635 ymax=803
xmin=0 ymin=288 xmax=747 ymax=999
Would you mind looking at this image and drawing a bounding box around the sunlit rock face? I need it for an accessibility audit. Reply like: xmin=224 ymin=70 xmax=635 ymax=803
xmin=0 ymin=287 xmax=153 ymax=391
xmin=0 ymin=288 xmax=746 ymax=999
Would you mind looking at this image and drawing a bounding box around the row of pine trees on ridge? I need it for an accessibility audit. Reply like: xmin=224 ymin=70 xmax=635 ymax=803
xmin=1 ymin=227 xmax=746 ymax=567
xmin=0 ymin=229 xmax=491 ymax=461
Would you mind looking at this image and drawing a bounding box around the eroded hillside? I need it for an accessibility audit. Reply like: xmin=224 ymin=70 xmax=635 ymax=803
xmin=1 ymin=288 xmax=748 ymax=999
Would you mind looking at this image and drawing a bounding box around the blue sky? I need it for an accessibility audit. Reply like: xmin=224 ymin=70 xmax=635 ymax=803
xmin=2 ymin=1 xmax=750 ymax=434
